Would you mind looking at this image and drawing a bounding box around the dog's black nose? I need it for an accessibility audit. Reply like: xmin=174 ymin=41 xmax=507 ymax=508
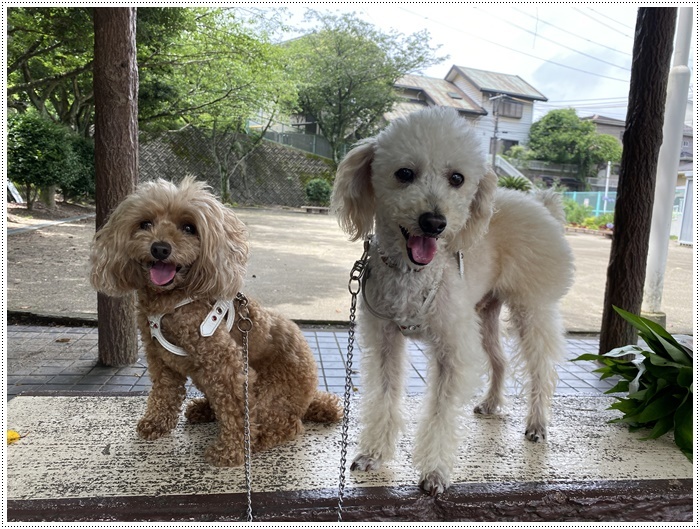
xmin=150 ymin=241 xmax=172 ymax=261
xmin=418 ymin=212 xmax=447 ymax=236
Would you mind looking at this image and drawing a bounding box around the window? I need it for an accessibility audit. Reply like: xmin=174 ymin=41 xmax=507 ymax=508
xmin=497 ymin=99 xmax=523 ymax=119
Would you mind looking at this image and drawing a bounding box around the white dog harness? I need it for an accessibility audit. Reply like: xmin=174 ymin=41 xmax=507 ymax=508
xmin=360 ymin=238 xmax=464 ymax=336
xmin=148 ymin=299 xmax=236 ymax=356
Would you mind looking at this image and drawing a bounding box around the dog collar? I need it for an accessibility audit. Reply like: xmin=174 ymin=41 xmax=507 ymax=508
xmin=148 ymin=299 xmax=236 ymax=357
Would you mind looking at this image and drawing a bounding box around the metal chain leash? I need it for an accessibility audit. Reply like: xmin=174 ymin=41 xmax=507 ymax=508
xmin=236 ymin=293 xmax=254 ymax=523
xmin=337 ymin=239 xmax=371 ymax=522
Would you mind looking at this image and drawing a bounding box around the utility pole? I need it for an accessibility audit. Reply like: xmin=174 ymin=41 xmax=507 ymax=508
xmin=642 ymin=6 xmax=693 ymax=327
xmin=489 ymin=94 xmax=506 ymax=168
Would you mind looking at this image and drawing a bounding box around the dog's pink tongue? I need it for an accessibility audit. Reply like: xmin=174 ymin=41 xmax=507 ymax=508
xmin=150 ymin=261 xmax=177 ymax=286
xmin=407 ymin=235 xmax=438 ymax=265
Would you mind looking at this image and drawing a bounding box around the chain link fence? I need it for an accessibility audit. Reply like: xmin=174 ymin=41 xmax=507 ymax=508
xmin=139 ymin=126 xmax=334 ymax=207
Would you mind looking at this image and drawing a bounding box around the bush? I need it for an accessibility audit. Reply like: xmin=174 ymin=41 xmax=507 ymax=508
xmin=305 ymin=178 xmax=332 ymax=206
xmin=7 ymin=111 xmax=88 ymax=208
xmin=574 ymin=307 xmax=693 ymax=461
xmin=61 ymin=134 xmax=95 ymax=202
xmin=582 ymin=212 xmax=615 ymax=230
xmin=497 ymin=174 xmax=532 ymax=191
xmin=563 ymin=198 xmax=593 ymax=225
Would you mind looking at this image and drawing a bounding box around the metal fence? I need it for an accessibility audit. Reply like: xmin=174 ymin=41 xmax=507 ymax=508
xmin=563 ymin=191 xmax=617 ymax=217
xmin=563 ymin=187 xmax=689 ymax=239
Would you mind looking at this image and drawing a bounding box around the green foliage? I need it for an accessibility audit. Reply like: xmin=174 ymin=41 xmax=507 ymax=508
xmin=61 ymin=134 xmax=95 ymax=202
xmin=289 ymin=10 xmax=444 ymax=164
xmin=528 ymin=109 xmax=623 ymax=182
xmin=7 ymin=110 xmax=85 ymax=208
xmin=8 ymin=7 xmax=295 ymax=136
xmin=305 ymin=178 xmax=332 ymax=206
xmin=582 ymin=212 xmax=614 ymax=230
xmin=497 ymin=175 xmax=532 ymax=191
xmin=574 ymin=307 xmax=693 ymax=461
xmin=563 ymin=198 xmax=593 ymax=225
xmin=502 ymin=145 xmax=533 ymax=169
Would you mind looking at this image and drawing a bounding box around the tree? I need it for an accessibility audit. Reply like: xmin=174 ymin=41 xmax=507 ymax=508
xmin=599 ymin=7 xmax=677 ymax=355
xmin=289 ymin=11 xmax=444 ymax=164
xmin=141 ymin=8 xmax=299 ymax=202
xmin=7 ymin=110 xmax=81 ymax=209
xmin=527 ymin=108 xmax=622 ymax=183
xmin=93 ymin=7 xmax=140 ymax=366
xmin=8 ymin=7 xmax=95 ymax=134
xmin=8 ymin=7 xmax=298 ymax=202
xmin=8 ymin=7 xmax=198 ymax=135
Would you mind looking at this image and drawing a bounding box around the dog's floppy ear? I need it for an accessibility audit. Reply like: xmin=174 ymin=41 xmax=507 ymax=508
xmin=331 ymin=139 xmax=376 ymax=241
xmin=449 ymin=169 xmax=498 ymax=253
xmin=90 ymin=208 xmax=144 ymax=296
xmin=186 ymin=200 xmax=248 ymax=300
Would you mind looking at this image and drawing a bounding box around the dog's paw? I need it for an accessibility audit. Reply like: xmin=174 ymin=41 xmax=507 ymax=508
xmin=185 ymin=398 xmax=216 ymax=424
xmin=473 ymin=400 xmax=502 ymax=415
xmin=350 ymin=453 xmax=383 ymax=472
xmin=420 ymin=470 xmax=450 ymax=497
xmin=137 ymin=417 xmax=174 ymax=440
xmin=524 ymin=425 xmax=547 ymax=443
xmin=204 ymin=443 xmax=245 ymax=467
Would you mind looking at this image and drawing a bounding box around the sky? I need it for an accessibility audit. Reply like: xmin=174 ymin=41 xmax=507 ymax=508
xmin=265 ymin=3 xmax=696 ymax=123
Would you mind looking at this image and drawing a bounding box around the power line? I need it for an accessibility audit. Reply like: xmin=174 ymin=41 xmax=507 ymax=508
xmin=510 ymin=5 xmax=632 ymax=58
xmin=475 ymin=5 xmax=630 ymax=72
xmin=587 ymin=7 xmax=636 ymax=32
xmin=571 ymin=6 xmax=634 ymax=39
xmin=397 ymin=6 xmax=630 ymax=84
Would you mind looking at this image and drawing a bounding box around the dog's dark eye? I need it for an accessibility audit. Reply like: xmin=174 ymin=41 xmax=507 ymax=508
xmin=182 ymin=223 xmax=197 ymax=235
xmin=395 ymin=168 xmax=415 ymax=183
xmin=139 ymin=221 xmax=153 ymax=230
xmin=448 ymin=173 xmax=465 ymax=188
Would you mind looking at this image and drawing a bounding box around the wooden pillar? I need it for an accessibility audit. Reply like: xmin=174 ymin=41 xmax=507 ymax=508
xmin=599 ymin=7 xmax=677 ymax=354
xmin=93 ymin=7 xmax=139 ymax=366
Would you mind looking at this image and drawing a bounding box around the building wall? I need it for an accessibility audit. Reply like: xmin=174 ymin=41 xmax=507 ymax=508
xmin=450 ymin=74 xmax=536 ymax=155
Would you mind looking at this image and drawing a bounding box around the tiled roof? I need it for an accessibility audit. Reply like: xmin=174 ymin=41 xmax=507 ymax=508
xmin=394 ymin=74 xmax=487 ymax=116
xmin=448 ymin=66 xmax=548 ymax=102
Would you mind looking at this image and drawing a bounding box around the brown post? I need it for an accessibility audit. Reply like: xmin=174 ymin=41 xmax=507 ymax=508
xmin=93 ymin=7 xmax=139 ymax=366
xmin=599 ymin=7 xmax=677 ymax=355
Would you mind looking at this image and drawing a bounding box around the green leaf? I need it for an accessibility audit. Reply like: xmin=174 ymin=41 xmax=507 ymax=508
xmin=609 ymin=397 xmax=645 ymax=416
xmin=604 ymin=380 xmax=630 ymax=394
xmin=676 ymin=367 xmax=693 ymax=392
xmin=639 ymin=414 xmax=674 ymax=440
xmin=635 ymin=393 xmax=679 ymax=423
xmin=612 ymin=306 xmax=692 ymax=365
xmin=647 ymin=354 xmax=686 ymax=369
xmin=572 ymin=353 xmax=605 ymax=362
xmin=673 ymin=398 xmax=693 ymax=460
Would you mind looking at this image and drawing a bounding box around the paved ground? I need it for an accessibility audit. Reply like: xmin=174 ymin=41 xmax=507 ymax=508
xmin=5 ymin=207 xmax=693 ymax=400
xmin=6 ymin=207 xmax=694 ymax=333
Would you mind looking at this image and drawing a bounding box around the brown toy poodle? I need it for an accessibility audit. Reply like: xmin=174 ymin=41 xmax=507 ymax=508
xmin=90 ymin=177 xmax=342 ymax=466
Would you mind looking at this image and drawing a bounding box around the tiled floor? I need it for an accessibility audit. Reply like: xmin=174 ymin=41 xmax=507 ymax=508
xmin=6 ymin=325 xmax=616 ymax=400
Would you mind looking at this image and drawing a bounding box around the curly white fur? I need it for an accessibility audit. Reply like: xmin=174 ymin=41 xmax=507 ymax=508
xmin=332 ymin=107 xmax=574 ymax=495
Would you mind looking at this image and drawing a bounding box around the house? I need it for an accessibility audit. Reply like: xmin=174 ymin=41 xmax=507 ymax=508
xmin=388 ymin=74 xmax=486 ymax=122
xmin=445 ymin=66 xmax=548 ymax=157
xmin=582 ymin=114 xmax=694 ymax=191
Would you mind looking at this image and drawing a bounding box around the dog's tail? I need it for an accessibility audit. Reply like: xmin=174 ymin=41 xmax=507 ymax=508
xmin=534 ymin=189 xmax=567 ymax=225
xmin=303 ymin=390 xmax=343 ymax=423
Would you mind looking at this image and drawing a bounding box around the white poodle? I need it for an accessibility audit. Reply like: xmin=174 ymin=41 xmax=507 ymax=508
xmin=332 ymin=107 xmax=574 ymax=495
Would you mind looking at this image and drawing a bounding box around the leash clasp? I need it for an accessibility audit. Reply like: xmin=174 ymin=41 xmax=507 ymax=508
xmin=348 ymin=238 xmax=371 ymax=295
